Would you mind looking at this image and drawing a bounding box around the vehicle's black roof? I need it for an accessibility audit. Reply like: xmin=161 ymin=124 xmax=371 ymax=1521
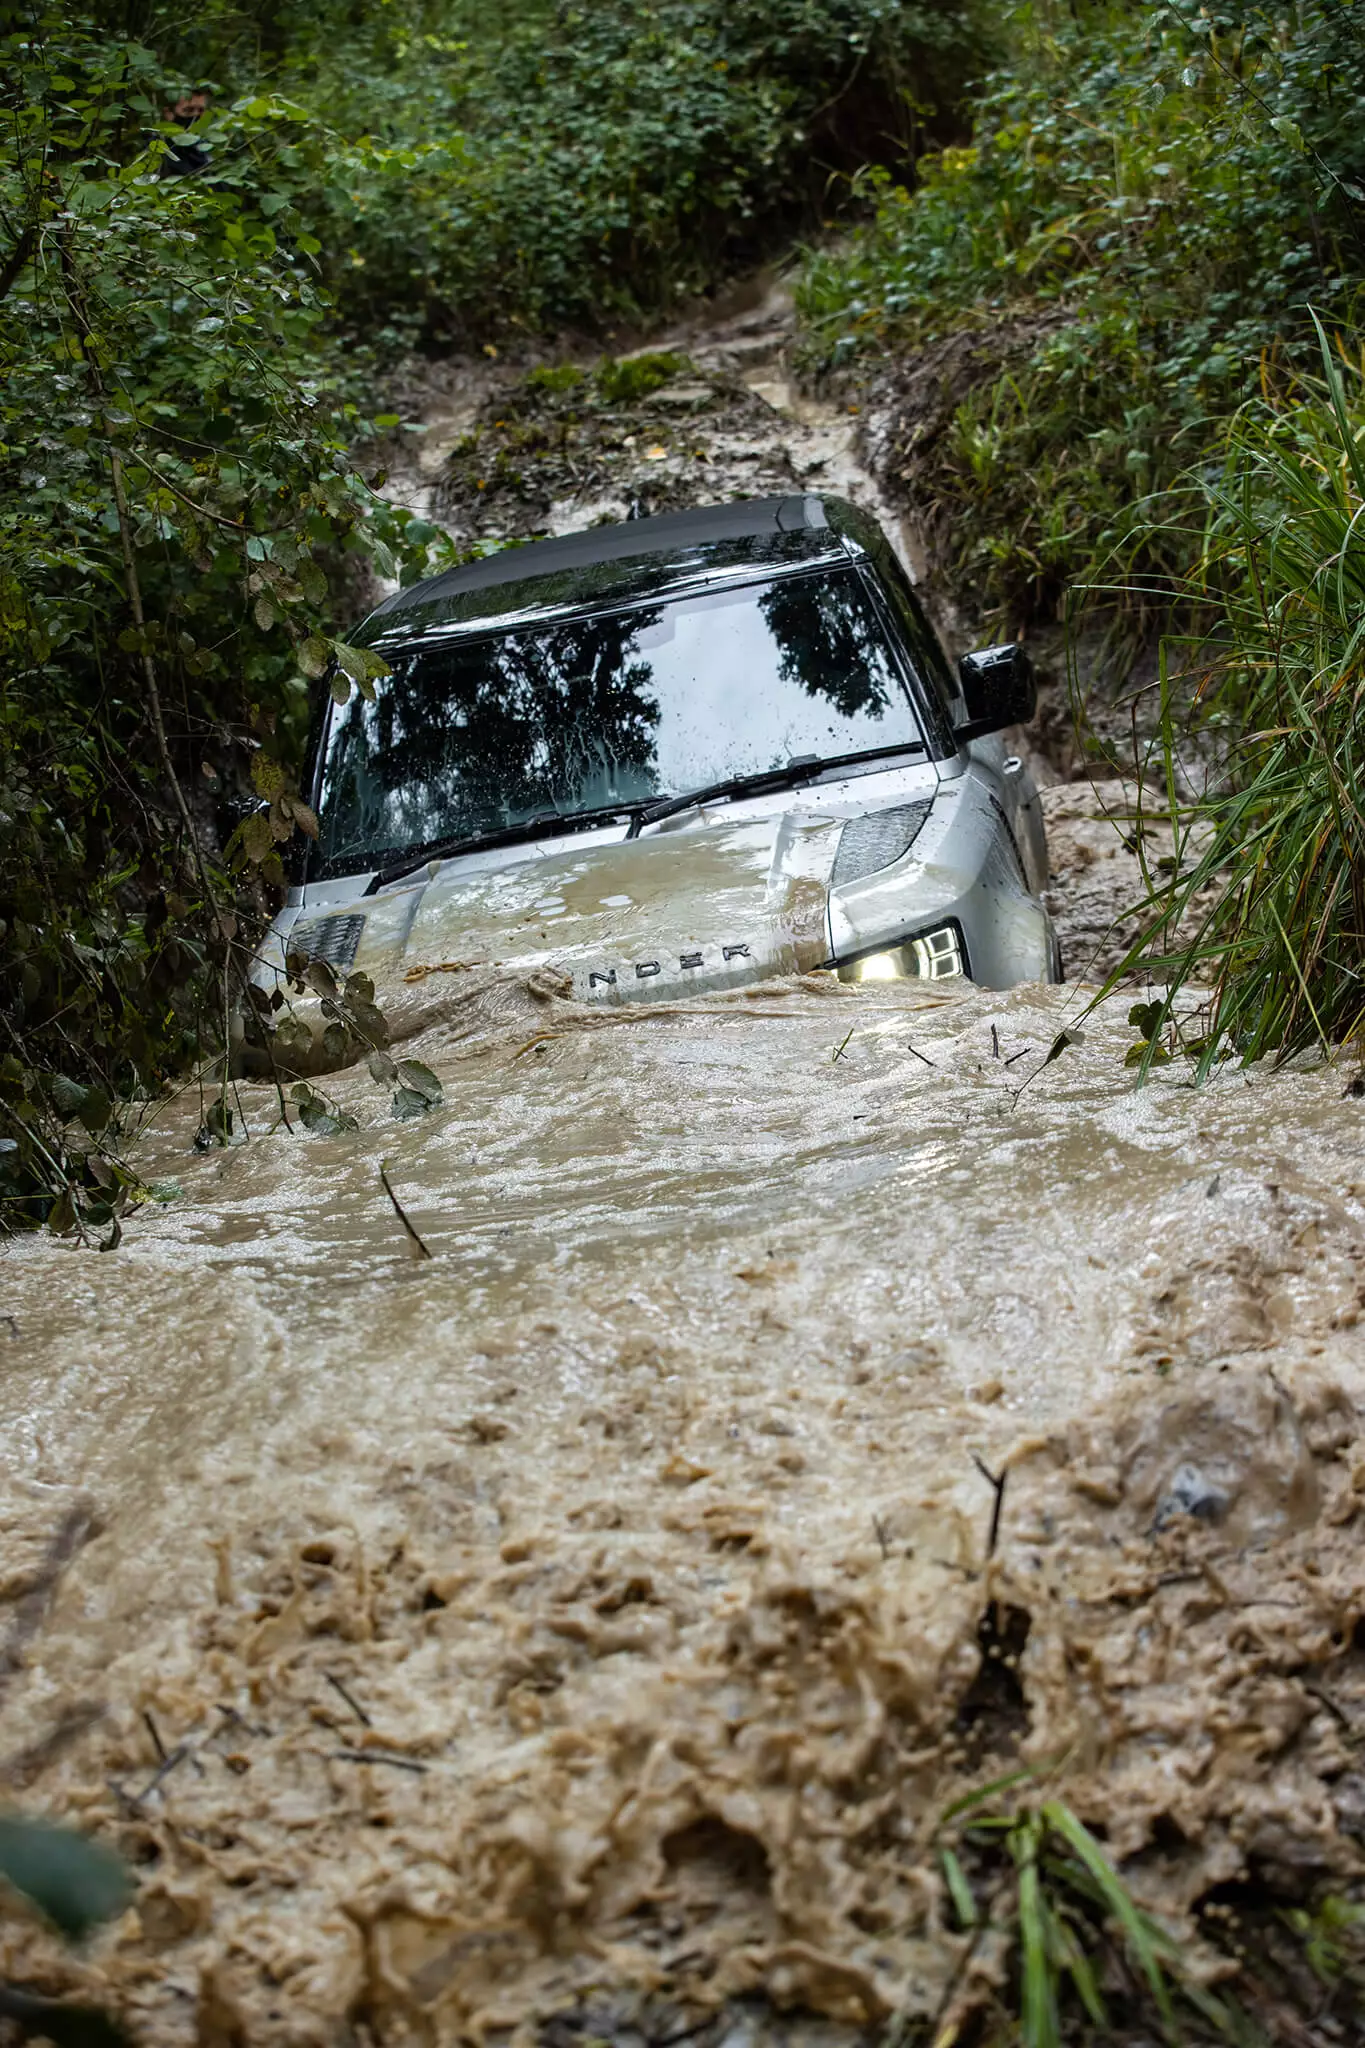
xmin=361 ymin=493 xmax=868 ymax=647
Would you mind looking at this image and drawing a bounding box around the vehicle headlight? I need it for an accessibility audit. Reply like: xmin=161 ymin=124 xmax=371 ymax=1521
xmin=838 ymin=924 xmax=966 ymax=983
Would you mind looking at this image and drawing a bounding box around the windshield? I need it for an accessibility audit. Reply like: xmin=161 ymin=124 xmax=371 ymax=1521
xmin=313 ymin=565 xmax=924 ymax=877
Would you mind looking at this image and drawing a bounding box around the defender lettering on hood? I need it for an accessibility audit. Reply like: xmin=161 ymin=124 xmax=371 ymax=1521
xmin=579 ymin=941 xmax=756 ymax=1003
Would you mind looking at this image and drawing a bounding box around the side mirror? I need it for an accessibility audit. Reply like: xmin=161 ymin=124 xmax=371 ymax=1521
xmin=956 ymin=643 xmax=1036 ymax=740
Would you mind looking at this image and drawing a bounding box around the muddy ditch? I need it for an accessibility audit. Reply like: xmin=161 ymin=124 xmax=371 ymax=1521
xmin=4 ymin=286 xmax=1365 ymax=2046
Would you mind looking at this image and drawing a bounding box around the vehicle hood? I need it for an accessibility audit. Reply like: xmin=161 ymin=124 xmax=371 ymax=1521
xmin=283 ymin=806 xmax=850 ymax=1004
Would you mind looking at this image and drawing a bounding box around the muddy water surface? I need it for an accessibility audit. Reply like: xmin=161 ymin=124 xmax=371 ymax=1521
xmin=4 ymin=277 xmax=1363 ymax=2045
xmin=5 ymin=973 xmax=1365 ymax=2042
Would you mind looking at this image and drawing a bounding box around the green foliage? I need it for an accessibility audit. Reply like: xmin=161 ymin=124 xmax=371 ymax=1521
xmin=797 ymin=0 xmax=1365 ymax=627
xmin=1117 ymin=325 xmax=1365 ymax=1068
xmin=1281 ymin=1892 xmax=1365 ymax=1989
xmin=174 ymin=0 xmax=986 ymax=342
xmin=594 ymin=351 xmax=692 ymax=405
xmin=0 ymin=1815 xmax=130 ymax=1942
xmin=938 ymin=1789 xmax=1254 ymax=2045
xmin=0 ymin=1814 xmax=133 ymax=2045
xmin=0 ymin=8 xmax=464 ymax=1223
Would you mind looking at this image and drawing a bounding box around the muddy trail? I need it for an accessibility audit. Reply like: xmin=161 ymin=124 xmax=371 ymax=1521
xmin=384 ymin=274 xmax=1156 ymax=987
xmin=5 ymin=289 xmax=1365 ymax=2046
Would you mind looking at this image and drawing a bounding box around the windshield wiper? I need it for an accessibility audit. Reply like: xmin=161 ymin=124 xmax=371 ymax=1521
xmin=364 ymin=743 xmax=928 ymax=891
xmin=365 ymin=803 xmax=638 ymax=893
xmin=624 ymin=743 xmax=928 ymax=837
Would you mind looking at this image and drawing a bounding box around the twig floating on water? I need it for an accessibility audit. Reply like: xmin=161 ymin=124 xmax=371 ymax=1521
xmin=971 ymin=1452 xmax=1009 ymax=1559
xmin=990 ymin=1025 xmax=1000 ymax=1060
xmin=142 ymin=1710 xmax=167 ymax=1762
xmin=872 ymin=1514 xmax=892 ymax=1560
xmin=831 ymin=1027 xmax=854 ymax=1063
xmin=511 ymin=1031 xmax=563 ymax=1062
xmin=331 ymin=1747 xmax=427 ymax=1774
xmin=1002 ymin=1045 xmax=1032 ymax=1068
xmin=379 ymin=1159 xmax=433 ymax=1260
xmin=907 ymin=1041 xmax=936 ymax=1068
xmin=325 ymin=1672 xmax=372 ymax=1728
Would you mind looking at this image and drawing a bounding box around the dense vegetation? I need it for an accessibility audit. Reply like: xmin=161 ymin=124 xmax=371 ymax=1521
xmin=0 ymin=0 xmax=978 ymax=1227
xmin=799 ymin=0 xmax=1365 ymax=627
xmin=798 ymin=0 xmax=1365 ymax=1058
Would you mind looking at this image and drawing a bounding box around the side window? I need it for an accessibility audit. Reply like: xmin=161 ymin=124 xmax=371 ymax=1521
xmin=870 ymin=548 xmax=966 ymax=730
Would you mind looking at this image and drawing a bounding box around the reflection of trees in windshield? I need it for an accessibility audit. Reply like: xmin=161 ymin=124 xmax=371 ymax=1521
xmin=758 ymin=573 xmax=895 ymax=720
xmin=316 ymin=568 xmax=921 ymax=877
xmin=320 ymin=610 xmax=663 ymax=866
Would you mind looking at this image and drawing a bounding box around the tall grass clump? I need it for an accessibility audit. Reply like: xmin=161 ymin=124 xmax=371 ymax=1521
xmin=1119 ymin=320 xmax=1365 ymax=1068
xmin=931 ymin=1787 xmax=1254 ymax=2045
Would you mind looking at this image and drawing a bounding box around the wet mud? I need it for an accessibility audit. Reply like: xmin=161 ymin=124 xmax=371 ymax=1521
xmin=4 ymin=972 xmax=1365 ymax=2042
xmin=5 ymin=285 xmax=1362 ymax=2045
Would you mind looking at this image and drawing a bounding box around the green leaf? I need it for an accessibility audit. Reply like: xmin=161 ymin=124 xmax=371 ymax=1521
xmin=251 ymin=753 xmax=286 ymax=803
xmin=1017 ymin=1852 xmax=1059 ymax=2048
xmin=0 ymin=1814 xmax=132 ymax=1939
xmin=367 ymin=1049 xmax=398 ymax=1085
xmin=391 ymin=1085 xmax=431 ymax=1119
xmin=332 ymin=639 xmax=365 ymax=682
xmin=49 ymin=1074 xmax=88 ymax=1120
xmin=239 ymin=809 xmax=274 ymax=864
xmin=298 ymin=634 xmax=331 ymax=680
xmin=78 ymin=1087 xmax=112 ymax=1136
xmin=1042 ymin=1803 xmax=1176 ymax=2030
xmin=395 ymin=1058 xmax=442 ymax=1105
xmin=305 ymin=957 xmax=339 ymax=999
xmin=1040 ymin=1029 xmax=1080 ymax=1071
xmin=298 ymin=1095 xmax=340 ymax=1133
xmin=201 ymin=1098 xmax=234 ymax=1146
xmin=940 ymin=1846 xmax=977 ymax=1929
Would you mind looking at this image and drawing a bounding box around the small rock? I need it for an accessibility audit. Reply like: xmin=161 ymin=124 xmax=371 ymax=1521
xmin=1155 ymin=1461 xmax=1230 ymax=1527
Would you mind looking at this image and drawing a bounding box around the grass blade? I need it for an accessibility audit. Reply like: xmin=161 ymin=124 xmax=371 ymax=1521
xmin=940 ymin=1846 xmax=978 ymax=1930
xmin=1043 ymin=1803 xmax=1176 ymax=2032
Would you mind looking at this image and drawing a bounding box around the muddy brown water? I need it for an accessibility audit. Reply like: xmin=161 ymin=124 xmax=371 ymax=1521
xmin=5 ymin=970 xmax=1365 ymax=2042
xmin=5 ymin=288 xmax=1365 ymax=2043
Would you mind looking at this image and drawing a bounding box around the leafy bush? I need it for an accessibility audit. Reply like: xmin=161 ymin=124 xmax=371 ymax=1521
xmin=798 ymin=0 xmax=1365 ymax=627
xmin=0 ymin=12 xmax=456 ymax=1225
xmin=176 ymin=0 xmax=988 ymax=342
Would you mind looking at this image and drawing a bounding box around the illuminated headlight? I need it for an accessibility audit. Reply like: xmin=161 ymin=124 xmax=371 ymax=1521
xmin=838 ymin=924 xmax=966 ymax=984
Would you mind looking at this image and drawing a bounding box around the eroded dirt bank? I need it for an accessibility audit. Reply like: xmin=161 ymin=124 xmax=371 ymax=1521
xmin=4 ymin=973 xmax=1365 ymax=2042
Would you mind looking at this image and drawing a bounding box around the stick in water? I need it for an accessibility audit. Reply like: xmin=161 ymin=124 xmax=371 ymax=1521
xmin=379 ymin=1160 xmax=433 ymax=1260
